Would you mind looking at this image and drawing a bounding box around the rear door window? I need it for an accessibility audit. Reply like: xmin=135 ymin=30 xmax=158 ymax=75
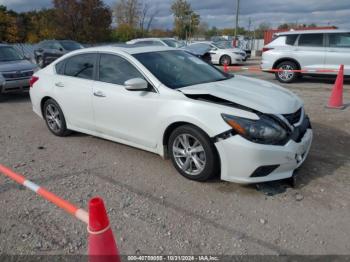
xmin=55 ymin=60 xmax=65 ymax=75
xmin=286 ymin=35 xmax=298 ymax=45
xmin=329 ymin=33 xmax=350 ymax=48
xmin=64 ymin=54 xmax=96 ymax=80
xmin=269 ymin=36 xmax=287 ymax=46
xmin=298 ymin=34 xmax=324 ymax=47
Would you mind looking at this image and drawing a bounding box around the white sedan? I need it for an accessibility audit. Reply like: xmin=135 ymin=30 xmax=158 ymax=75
xmin=29 ymin=46 xmax=313 ymax=183
xmin=189 ymin=42 xmax=246 ymax=65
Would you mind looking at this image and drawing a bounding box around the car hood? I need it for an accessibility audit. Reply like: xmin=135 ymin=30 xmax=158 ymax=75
xmin=183 ymin=45 xmax=211 ymax=56
xmin=0 ymin=59 xmax=37 ymax=72
xmin=179 ymin=75 xmax=303 ymax=114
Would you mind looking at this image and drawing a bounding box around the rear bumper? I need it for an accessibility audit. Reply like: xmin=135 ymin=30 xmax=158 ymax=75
xmin=215 ymin=129 xmax=313 ymax=184
xmin=1 ymin=78 xmax=30 ymax=94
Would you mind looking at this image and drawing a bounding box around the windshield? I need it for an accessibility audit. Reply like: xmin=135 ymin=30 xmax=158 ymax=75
xmin=213 ymin=41 xmax=232 ymax=49
xmin=0 ymin=46 xmax=23 ymax=62
xmin=163 ymin=39 xmax=185 ymax=48
xmin=134 ymin=50 xmax=231 ymax=89
xmin=60 ymin=41 xmax=83 ymax=51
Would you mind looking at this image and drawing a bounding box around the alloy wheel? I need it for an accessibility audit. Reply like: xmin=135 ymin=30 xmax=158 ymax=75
xmin=45 ymin=104 xmax=62 ymax=132
xmin=278 ymin=64 xmax=295 ymax=81
xmin=172 ymin=134 xmax=206 ymax=176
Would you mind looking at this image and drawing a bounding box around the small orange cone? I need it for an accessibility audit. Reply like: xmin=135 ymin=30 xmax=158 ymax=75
xmin=327 ymin=65 xmax=345 ymax=109
xmin=224 ymin=64 xmax=228 ymax=73
xmin=88 ymin=197 xmax=120 ymax=262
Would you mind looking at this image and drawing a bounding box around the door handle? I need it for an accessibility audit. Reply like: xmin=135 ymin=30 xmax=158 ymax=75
xmin=55 ymin=82 xmax=64 ymax=87
xmin=93 ymin=91 xmax=106 ymax=98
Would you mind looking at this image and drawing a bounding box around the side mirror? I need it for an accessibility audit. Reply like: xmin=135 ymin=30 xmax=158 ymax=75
xmin=124 ymin=78 xmax=148 ymax=91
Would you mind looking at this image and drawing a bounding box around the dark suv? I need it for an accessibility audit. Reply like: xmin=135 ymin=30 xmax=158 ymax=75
xmin=34 ymin=40 xmax=83 ymax=68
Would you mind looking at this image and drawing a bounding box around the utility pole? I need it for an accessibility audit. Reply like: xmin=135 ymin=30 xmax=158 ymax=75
xmin=234 ymin=0 xmax=240 ymax=44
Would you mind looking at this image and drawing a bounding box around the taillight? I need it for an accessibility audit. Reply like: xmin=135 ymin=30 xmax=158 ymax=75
xmin=29 ymin=76 xmax=39 ymax=88
xmin=262 ymin=47 xmax=273 ymax=53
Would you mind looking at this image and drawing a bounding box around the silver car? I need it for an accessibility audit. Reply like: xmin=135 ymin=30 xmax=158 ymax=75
xmin=127 ymin=38 xmax=186 ymax=48
xmin=0 ymin=44 xmax=38 ymax=97
xmin=261 ymin=29 xmax=350 ymax=83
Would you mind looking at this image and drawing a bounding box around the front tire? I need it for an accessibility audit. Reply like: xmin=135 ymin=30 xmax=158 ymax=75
xmin=220 ymin=55 xmax=231 ymax=66
xmin=275 ymin=61 xmax=299 ymax=83
xmin=168 ymin=125 xmax=220 ymax=181
xmin=43 ymin=99 xmax=71 ymax=137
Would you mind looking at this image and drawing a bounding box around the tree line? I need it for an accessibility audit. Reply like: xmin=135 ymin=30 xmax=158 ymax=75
xmin=0 ymin=0 xmax=323 ymax=44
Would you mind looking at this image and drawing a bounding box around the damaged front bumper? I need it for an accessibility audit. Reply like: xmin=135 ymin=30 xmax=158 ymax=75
xmin=215 ymin=128 xmax=313 ymax=184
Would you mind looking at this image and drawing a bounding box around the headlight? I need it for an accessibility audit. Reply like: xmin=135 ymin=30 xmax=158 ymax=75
xmin=234 ymin=52 xmax=242 ymax=55
xmin=221 ymin=114 xmax=288 ymax=145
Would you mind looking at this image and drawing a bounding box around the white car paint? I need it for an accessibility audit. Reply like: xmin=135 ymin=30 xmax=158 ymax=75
xmin=126 ymin=38 xmax=185 ymax=48
xmin=262 ymin=29 xmax=350 ymax=76
xmin=189 ymin=42 xmax=246 ymax=65
xmin=30 ymin=46 xmax=313 ymax=184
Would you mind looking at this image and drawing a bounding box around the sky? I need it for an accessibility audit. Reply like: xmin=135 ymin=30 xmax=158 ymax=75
xmin=1 ymin=0 xmax=350 ymax=30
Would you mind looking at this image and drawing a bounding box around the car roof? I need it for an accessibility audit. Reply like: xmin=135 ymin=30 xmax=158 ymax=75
xmin=129 ymin=38 xmax=176 ymax=42
xmin=190 ymin=41 xmax=212 ymax=45
xmin=276 ymin=29 xmax=350 ymax=36
xmin=68 ymin=45 xmax=176 ymax=55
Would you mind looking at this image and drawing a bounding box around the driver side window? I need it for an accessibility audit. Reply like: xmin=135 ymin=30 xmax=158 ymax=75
xmin=98 ymin=54 xmax=144 ymax=85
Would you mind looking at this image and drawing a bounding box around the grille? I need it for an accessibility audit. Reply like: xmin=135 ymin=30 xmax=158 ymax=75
xmin=283 ymin=108 xmax=302 ymax=126
xmin=2 ymin=70 xmax=34 ymax=80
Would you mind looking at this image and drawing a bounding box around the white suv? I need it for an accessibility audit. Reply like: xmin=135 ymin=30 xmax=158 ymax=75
xmin=261 ymin=30 xmax=350 ymax=83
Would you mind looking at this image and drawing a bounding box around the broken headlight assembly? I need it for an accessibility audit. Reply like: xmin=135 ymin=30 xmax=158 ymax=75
xmin=221 ymin=113 xmax=288 ymax=145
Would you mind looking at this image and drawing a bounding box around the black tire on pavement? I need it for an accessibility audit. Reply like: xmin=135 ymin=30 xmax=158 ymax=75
xmin=275 ymin=61 xmax=299 ymax=83
xmin=43 ymin=99 xmax=71 ymax=137
xmin=168 ymin=125 xmax=220 ymax=182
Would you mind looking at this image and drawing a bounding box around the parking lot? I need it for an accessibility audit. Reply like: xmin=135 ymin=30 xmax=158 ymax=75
xmin=0 ymin=58 xmax=349 ymax=255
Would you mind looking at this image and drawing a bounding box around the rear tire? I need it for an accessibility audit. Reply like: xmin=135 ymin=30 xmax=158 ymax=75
xmin=43 ymin=99 xmax=71 ymax=137
xmin=168 ymin=125 xmax=220 ymax=182
xmin=275 ymin=61 xmax=299 ymax=83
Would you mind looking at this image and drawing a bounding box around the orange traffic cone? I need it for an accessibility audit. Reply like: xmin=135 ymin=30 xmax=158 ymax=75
xmin=88 ymin=197 xmax=120 ymax=262
xmin=327 ymin=65 xmax=345 ymax=109
xmin=224 ymin=64 xmax=228 ymax=73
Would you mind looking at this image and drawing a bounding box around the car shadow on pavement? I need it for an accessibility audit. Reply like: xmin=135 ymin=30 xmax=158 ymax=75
xmin=296 ymin=122 xmax=350 ymax=187
xmin=283 ymin=75 xmax=350 ymax=85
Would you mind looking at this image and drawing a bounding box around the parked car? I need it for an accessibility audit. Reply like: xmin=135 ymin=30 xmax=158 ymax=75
xmin=34 ymin=40 xmax=83 ymax=68
xmin=184 ymin=44 xmax=212 ymax=64
xmin=29 ymin=46 xmax=312 ymax=184
xmin=127 ymin=38 xmax=185 ymax=48
xmin=189 ymin=42 xmax=246 ymax=65
xmin=261 ymin=29 xmax=350 ymax=83
xmin=214 ymin=40 xmax=250 ymax=60
xmin=0 ymin=44 xmax=38 ymax=98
